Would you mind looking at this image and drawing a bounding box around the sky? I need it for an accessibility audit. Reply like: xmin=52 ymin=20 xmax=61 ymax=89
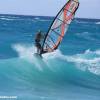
xmin=0 ymin=0 xmax=100 ymax=19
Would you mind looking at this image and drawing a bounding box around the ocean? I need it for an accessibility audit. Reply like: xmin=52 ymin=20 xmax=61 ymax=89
xmin=0 ymin=14 xmax=100 ymax=100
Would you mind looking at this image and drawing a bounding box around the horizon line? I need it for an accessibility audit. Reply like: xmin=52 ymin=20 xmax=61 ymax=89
xmin=0 ymin=13 xmax=100 ymax=20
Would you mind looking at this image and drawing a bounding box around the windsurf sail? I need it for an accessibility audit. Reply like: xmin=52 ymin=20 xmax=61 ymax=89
xmin=40 ymin=0 xmax=79 ymax=55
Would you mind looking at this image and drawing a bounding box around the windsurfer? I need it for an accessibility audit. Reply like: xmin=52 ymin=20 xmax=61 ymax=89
xmin=35 ymin=30 xmax=44 ymax=54
xmin=34 ymin=0 xmax=79 ymax=56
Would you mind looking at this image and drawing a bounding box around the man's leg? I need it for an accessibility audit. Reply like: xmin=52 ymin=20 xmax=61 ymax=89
xmin=36 ymin=43 xmax=41 ymax=54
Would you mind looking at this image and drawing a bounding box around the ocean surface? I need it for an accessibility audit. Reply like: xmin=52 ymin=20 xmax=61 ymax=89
xmin=0 ymin=14 xmax=100 ymax=100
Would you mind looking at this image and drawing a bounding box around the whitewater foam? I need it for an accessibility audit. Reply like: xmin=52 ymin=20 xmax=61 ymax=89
xmin=65 ymin=50 xmax=100 ymax=75
xmin=0 ymin=18 xmax=14 ymax=21
xmin=12 ymin=44 xmax=100 ymax=75
xmin=96 ymin=22 xmax=100 ymax=25
xmin=12 ymin=44 xmax=45 ymax=71
xmin=76 ymin=32 xmax=98 ymax=41
xmin=43 ymin=49 xmax=100 ymax=75
xmin=33 ymin=17 xmax=51 ymax=22
xmin=34 ymin=17 xmax=40 ymax=20
xmin=75 ymin=20 xmax=89 ymax=24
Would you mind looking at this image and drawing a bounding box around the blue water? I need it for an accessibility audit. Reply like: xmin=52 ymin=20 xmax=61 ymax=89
xmin=0 ymin=14 xmax=100 ymax=100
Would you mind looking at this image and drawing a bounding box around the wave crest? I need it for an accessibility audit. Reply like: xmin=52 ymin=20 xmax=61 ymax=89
xmin=12 ymin=44 xmax=100 ymax=75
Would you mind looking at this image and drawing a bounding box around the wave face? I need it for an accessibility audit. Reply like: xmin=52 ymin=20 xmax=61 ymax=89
xmin=0 ymin=15 xmax=100 ymax=100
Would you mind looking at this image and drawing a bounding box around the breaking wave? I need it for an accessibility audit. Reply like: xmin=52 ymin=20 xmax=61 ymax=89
xmin=96 ymin=22 xmax=100 ymax=24
xmin=12 ymin=44 xmax=100 ymax=75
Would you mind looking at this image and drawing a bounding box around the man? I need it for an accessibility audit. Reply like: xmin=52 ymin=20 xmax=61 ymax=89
xmin=35 ymin=30 xmax=44 ymax=54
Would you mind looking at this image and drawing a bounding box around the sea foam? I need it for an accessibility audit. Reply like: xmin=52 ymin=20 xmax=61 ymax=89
xmin=12 ymin=44 xmax=100 ymax=75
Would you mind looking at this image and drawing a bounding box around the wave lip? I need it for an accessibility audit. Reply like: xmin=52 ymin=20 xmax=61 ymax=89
xmin=33 ymin=17 xmax=51 ymax=22
xmin=0 ymin=17 xmax=15 ymax=21
xmin=43 ymin=48 xmax=100 ymax=75
xmin=96 ymin=22 xmax=100 ymax=24
xmin=12 ymin=43 xmax=100 ymax=75
xmin=65 ymin=49 xmax=100 ymax=75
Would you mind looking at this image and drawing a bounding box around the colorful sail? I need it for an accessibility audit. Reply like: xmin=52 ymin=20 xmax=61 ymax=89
xmin=40 ymin=0 xmax=79 ymax=54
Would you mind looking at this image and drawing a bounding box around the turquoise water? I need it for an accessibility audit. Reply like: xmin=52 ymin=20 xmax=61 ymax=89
xmin=0 ymin=14 xmax=100 ymax=100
